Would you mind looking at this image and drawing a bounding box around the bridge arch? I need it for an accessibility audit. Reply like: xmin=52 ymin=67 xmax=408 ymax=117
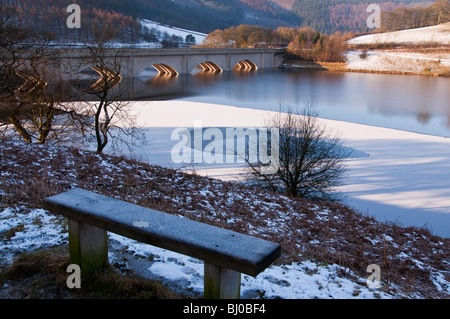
xmin=233 ymin=60 xmax=258 ymax=71
xmin=152 ymin=64 xmax=179 ymax=76
xmin=84 ymin=66 xmax=122 ymax=94
xmin=197 ymin=61 xmax=223 ymax=73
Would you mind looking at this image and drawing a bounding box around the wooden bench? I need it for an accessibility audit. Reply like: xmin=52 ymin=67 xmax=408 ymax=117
xmin=43 ymin=188 xmax=281 ymax=299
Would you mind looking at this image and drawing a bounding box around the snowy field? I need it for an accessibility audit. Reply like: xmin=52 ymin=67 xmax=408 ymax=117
xmin=348 ymin=23 xmax=450 ymax=46
xmin=345 ymin=50 xmax=450 ymax=74
xmin=345 ymin=23 xmax=450 ymax=74
xmin=140 ymin=19 xmax=207 ymax=45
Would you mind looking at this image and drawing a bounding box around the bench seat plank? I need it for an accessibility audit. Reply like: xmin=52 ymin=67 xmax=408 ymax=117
xmin=43 ymin=188 xmax=281 ymax=277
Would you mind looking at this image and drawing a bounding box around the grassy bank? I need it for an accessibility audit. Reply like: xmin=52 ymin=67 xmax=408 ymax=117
xmin=284 ymin=48 xmax=450 ymax=77
xmin=1 ymin=138 xmax=449 ymax=298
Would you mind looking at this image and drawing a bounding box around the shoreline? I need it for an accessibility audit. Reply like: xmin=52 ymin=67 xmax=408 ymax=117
xmin=283 ymin=48 xmax=450 ymax=77
xmin=282 ymin=60 xmax=449 ymax=77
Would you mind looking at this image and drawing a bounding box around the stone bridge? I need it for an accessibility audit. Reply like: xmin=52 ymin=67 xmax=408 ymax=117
xmin=58 ymin=47 xmax=285 ymax=78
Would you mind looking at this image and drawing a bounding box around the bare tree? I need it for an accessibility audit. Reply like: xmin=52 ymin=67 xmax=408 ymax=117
xmin=246 ymin=104 xmax=349 ymax=200
xmin=1 ymin=68 xmax=78 ymax=144
xmin=0 ymin=2 xmax=73 ymax=144
xmin=1 ymin=2 xmax=144 ymax=149
xmin=70 ymin=25 xmax=145 ymax=153
xmin=435 ymin=0 xmax=450 ymax=24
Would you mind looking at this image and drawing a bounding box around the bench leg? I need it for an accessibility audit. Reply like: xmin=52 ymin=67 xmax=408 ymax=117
xmin=68 ymin=219 xmax=108 ymax=273
xmin=204 ymin=263 xmax=241 ymax=299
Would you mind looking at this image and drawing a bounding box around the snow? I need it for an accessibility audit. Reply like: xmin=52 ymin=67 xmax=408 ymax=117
xmin=0 ymin=208 xmax=67 ymax=264
xmin=60 ymin=100 xmax=450 ymax=299
xmin=345 ymin=50 xmax=450 ymax=74
xmin=0 ymin=208 xmax=390 ymax=298
xmin=140 ymin=19 xmax=207 ymax=45
xmin=149 ymin=263 xmax=192 ymax=282
xmin=348 ymin=23 xmax=450 ymax=46
xmin=327 ymin=119 xmax=450 ymax=238
xmin=107 ymin=232 xmax=389 ymax=299
xmin=49 ymin=19 xmax=207 ymax=49
xmin=345 ymin=23 xmax=450 ymax=74
xmin=242 ymin=261 xmax=376 ymax=299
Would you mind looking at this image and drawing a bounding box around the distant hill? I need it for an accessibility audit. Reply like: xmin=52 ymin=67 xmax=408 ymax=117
xmin=3 ymin=0 xmax=444 ymax=38
xmin=290 ymin=0 xmax=434 ymax=33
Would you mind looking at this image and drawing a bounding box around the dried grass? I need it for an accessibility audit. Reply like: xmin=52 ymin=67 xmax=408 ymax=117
xmin=0 ymin=248 xmax=183 ymax=299
xmin=1 ymin=138 xmax=449 ymax=298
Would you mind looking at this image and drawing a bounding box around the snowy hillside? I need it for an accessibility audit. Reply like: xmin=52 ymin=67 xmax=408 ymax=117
xmin=348 ymin=23 xmax=450 ymax=46
xmin=343 ymin=23 xmax=450 ymax=75
xmin=140 ymin=19 xmax=207 ymax=45
xmin=344 ymin=50 xmax=450 ymax=75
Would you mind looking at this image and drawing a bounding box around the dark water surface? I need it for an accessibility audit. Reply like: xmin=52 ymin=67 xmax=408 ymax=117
xmin=123 ymin=68 xmax=450 ymax=137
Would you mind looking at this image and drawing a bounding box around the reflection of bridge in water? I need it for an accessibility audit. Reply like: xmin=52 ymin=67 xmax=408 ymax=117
xmin=120 ymin=71 xmax=262 ymax=101
xmin=125 ymin=48 xmax=281 ymax=77
xmin=150 ymin=58 xmax=258 ymax=77
xmin=50 ymin=47 xmax=284 ymax=101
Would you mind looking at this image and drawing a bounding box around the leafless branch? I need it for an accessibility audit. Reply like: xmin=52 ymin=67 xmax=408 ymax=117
xmin=246 ymin=102 xmax=348 ymax=200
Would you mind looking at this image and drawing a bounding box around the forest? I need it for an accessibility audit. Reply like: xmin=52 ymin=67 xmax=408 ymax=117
xmin=290 ymin=0 xmax=436 ymax=33
xmin=2 ymin=0 xmax=449 ymax=44
xmin=381 ymin=0 xmax=450 ymax=31
xmin=2 ymin=0 xmax=143 ymax=43
xmin=199 ymin=24 xmax=351 ymax=62
xmin=199 ymin=0 xmax=449 ymax=62
xmin=0 ymin=0 xmax=243 ymax=42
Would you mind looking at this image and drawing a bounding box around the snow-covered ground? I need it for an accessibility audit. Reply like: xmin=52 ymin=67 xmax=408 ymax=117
xmin=344 ymin=50 xmax=450 ymax=74
xmin=344 ymin=23 xmax=450 ymax=75
xmin=48 ymin=19 xmax=207 ymax=49
xmin=0 ymin=206 xmax=393 ymax=299
xmin=348 ymin=23 xmax=450 ymax=46
xmin=108 ymin=231 xmax=390 ymax=299
xmin=140 ymin=19 xmax=207 ymax=45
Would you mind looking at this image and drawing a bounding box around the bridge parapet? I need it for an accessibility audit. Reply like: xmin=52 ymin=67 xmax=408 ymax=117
xmin=52 ymin=47 xmax=285 ymax=78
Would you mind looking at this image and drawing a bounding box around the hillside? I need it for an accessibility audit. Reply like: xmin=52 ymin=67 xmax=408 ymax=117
xmin=287 ymin=22 xmax=450 ymax=76
xmin=348 ymin=22 xmax=450 ymax=45
xmin=344 ymin=23 xmax=450 ymax=75
xmin=290 ymin=0 xmax=433 ymax=33
xmin=4 ymin=0 xmax=439 ymax=39
xmin=0 ymin=138 xmax=449 ymax=298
